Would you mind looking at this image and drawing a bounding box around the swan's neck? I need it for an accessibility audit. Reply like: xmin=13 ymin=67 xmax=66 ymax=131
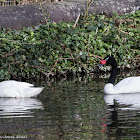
xmin=108 ymin=63 xmax=117 ymax=84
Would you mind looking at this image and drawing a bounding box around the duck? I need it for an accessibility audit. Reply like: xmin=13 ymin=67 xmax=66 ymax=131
xmin=0 ymin=80 xmax=44 ymax=98
xmin=99 ymin=55 xmax=140 ymax=94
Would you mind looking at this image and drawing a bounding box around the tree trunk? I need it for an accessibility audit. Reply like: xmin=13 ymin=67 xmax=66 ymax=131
xmin=0 ymin=0 xmax=139 ymax=29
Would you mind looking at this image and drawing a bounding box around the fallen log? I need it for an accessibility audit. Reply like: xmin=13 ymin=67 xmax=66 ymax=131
xmin=0 ymin=0 xmax=139 ymax=29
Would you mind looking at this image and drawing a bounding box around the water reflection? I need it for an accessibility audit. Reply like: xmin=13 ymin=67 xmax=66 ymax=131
xmin=104 ymin=93 xmax=140 ymax=140
xmin=104 ymin=93 xmax=140 ymax=110
xmin=0 ymin=98 xmax=43 ymax=118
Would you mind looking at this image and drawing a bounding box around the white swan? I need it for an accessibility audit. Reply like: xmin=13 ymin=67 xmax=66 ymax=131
xmin=99 ymin=55 xmax=140 ymax=94
xmin=0 ymin=80 xmax=44 ymax=97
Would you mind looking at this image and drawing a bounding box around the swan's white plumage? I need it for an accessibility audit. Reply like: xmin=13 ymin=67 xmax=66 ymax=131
xmin=104 ymin=76 xmax=140 ymax=94
xmin=0 ymin=80 xmax=44 ymax=98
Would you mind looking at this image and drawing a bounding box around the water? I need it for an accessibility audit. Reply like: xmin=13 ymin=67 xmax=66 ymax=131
xmin=0 ymin=74 xmax=140 ymax=140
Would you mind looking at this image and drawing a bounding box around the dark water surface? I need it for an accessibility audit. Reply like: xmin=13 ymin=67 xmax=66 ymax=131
xmin=0 ymin=74 xmax=140 ymax=140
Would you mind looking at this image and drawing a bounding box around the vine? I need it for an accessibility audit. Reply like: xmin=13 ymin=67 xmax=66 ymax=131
xmin=0 ymin=11 xmax=139 ymax=80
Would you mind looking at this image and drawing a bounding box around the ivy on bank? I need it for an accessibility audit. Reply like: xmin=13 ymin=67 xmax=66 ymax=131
xmin=0 ymin=11 xmax=139 ymax=80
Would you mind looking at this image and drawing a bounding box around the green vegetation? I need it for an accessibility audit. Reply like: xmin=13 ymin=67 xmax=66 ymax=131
xmin=0 ymin=11 xmax=139 ymax=80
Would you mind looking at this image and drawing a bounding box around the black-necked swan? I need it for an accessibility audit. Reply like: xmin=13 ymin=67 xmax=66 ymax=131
xmin=99 ymin=55 xmax=140 ymax=94
xmin=0 ymin=80 xmax=44 ymax=98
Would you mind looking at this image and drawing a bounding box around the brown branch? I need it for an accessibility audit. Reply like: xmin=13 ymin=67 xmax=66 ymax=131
xmin=0 ymin=48 xmax=20 ymax=58
xmin=117 ymin=28 xmax=129 ymax=34
xmin=0 ymin=37 xmax=46 ymax=45
xmin=50 ymin=56 xmax=61 ymax=73
xmin=73 ymin=13 xmax=80 ymax=28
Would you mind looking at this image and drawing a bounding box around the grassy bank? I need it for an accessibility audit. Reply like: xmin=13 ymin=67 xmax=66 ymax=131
xmin=0 ymin=11 xmax=139 ymax=80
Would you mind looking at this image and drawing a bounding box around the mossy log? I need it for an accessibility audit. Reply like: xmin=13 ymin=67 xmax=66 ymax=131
xmin=0 ymin=0 xmax=139 ymax=29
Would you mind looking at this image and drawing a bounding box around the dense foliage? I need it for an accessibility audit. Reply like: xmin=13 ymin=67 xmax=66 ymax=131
xmin=0 ymin=11 xmax=139 ymax=80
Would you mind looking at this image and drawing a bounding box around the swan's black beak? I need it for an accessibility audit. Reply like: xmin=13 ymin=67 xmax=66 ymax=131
xmin=99 ymin=59 xmax=106 ymax=67
xmin=99 ymin=64 xmax=103 ymax=67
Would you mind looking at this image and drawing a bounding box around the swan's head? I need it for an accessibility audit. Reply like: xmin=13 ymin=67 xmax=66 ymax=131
xmin=99 ymin=55 xmax=116 ymax=67
xmin=99 ymin=55 xmax=118 ymax=85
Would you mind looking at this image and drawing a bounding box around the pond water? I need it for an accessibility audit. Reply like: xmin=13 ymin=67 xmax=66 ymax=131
xmin=0 ymin=73 xmax=140 ymax=140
